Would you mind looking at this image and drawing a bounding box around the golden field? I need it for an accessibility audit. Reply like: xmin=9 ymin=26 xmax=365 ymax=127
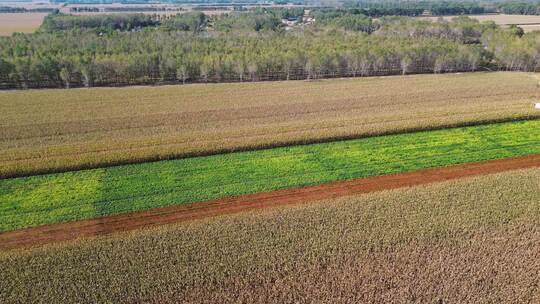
xmin=1 ymin=72 xmax=539 ymax=178
xmin=418 ymin=14 xmax=540 ymax=32
xmin=0 ymin=13 xmax=47 ymax=36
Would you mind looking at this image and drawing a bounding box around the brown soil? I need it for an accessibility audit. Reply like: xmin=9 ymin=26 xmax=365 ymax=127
xmin=1 ymin=154 xmax=539 ymax=251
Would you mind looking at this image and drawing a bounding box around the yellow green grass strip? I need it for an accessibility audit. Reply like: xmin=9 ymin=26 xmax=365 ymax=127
xmin=1 ymin=120 xmax=539 ymax=232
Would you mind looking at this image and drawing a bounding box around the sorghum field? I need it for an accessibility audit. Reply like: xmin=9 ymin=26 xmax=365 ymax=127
xmin=1 ymin=72 xmax=538 ymax=178
xmin=1 ymin=168 xmax=538 ymax=303
xmin=1 ymin=120 xmax=539 ymax=232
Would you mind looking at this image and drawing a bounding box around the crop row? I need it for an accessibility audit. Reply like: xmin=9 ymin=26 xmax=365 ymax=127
xmin=1 ymin=72 xmax=539 ymax=178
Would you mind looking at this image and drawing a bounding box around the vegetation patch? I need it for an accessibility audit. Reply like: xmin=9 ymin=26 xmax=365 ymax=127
xmin=0 ymin=120 xmax=539 ymax=232
xmin=0 ymin=10 xmax=537 ymax=89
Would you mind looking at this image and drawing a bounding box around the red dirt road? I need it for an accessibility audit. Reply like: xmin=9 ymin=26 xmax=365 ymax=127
xmin=1 ymin=154 xmax=540 ymax=251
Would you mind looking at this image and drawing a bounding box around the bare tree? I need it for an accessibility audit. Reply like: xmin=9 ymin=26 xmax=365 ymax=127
xmin=400 ymin=56 xmax=412 ymax=75
xmin=176 ymin=65 xmax=188 ymax=84
xmin=200 ymin=63 xmax=209 ymax=82
xmin=59 ymin=67 xmax=72 ymax=89
xmin=247 ymin=62 xmax=258 ymax=82
xmin=234 ymin=61 xmax=245 ymax=82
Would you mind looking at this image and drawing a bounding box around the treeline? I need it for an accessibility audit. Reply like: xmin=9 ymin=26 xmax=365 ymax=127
xmin=0 ymin=31 xmax=484 ymax=89
xmin=315 ymin=12 xmax=376 ymax=32
xmin=349 ymin=0 xmax=540 ymax=16
xmin=0 ymin=6 xmax=56 ymax=13
xmin=498 ymin=1 xmax=540 ymax=15
xmin=69 ymin=6 xmax=183 ymax=12
xmin=428 ymin=1 xmax=486 ymax=15
xmin=375 ymin=16 xmax=491 ymax=43
xmin=40 ymin=14 xmax=160 ymax=31
xmin=104 ymin=6 xmax=184 ymax=12
xmin=345 ymin=1 xmax=488 ymax=16
xmin=213 ymin=11 xmax=282 ymax=32
xmin=161 ymin=12 xmax=208 ymax=32
xmin=40 ymin=10 xmax=288 ymax=33
xmin=70 ymin=7 xmax=100 ymax=12
xmin=0 ymin=12 xmax=537 ymax=89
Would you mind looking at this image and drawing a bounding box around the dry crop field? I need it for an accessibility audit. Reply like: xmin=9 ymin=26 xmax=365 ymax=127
xmin=1 ymin=71 xmax=539 ymax=178
xmin=418 ymin=14 xmax=540 ymax=32
xmin=0 ymin=13 xmax=47 ymax=36
xmin=1 ymin=168 xmax=539 ymax=303
xmin=520 ymin=24 xmax=540 ymax=32
xmin=419 ymin=14 xmax=540 ymax=24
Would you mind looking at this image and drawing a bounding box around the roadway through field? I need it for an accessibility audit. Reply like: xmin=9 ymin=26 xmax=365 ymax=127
xmin=1 ymin=154 xmax=539 ymax=251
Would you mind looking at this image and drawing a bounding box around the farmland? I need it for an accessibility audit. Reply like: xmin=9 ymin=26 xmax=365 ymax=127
xmin=1 ymin=4 xmax=540 ymax=302
xmin=1 ymin=119 xmax=539 ymax=232
xmin=1 ymin=168 xmax=539 ymax=303
xmin=2 ymin=72 xmax=539 ymax=179
xmin=1 ymin=154 xmax=537 ymax=250
xmin=418 ymin=14 xmax=540 ymax=32
xmin=419 ymin=13 xmax=540 ymax=25
xmin=0 ymin=13 xmax=47 ymax=36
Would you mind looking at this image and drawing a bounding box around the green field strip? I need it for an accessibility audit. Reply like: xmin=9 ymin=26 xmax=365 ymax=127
xmin=1 ymin=120 xmax=539 ymax=232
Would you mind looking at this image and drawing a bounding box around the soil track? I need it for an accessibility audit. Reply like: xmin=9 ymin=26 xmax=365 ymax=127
xmin=1 ymin=154 xmax=540 ymax=251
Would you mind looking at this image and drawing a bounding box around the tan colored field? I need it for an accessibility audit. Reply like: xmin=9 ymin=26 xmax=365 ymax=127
xmin=519 ymin=24 xmax=540 ymax=32
xmin=1 ymin=72 xmax=539 ymax=178
xmin=419 ymin=13 xmax=540 ymax=24
xmin=0 ymin=13 xmax=47 ymax=36
xmin=1 ymin=168 xmax=539 ymax=303
xmin=418 ymin=14 xmax=540 ymax=32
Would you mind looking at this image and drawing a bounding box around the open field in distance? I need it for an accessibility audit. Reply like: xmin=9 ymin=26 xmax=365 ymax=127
xmin=418 ymin=13 xmax=540 ymax=24
xmin=1 ymin=168 xmax=539 ymax=303
xmin=418 ymin=14 xmax=540 ymax=32
xmin=1 ymin=120 xmax=539 ymax=232
xmin=0 ymin=13 xmax=47 ymax=36
xmin=519 ymin=24 xmax=540 ymax=32
xmin=1 ymin=72 xmax=539 ymax=178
